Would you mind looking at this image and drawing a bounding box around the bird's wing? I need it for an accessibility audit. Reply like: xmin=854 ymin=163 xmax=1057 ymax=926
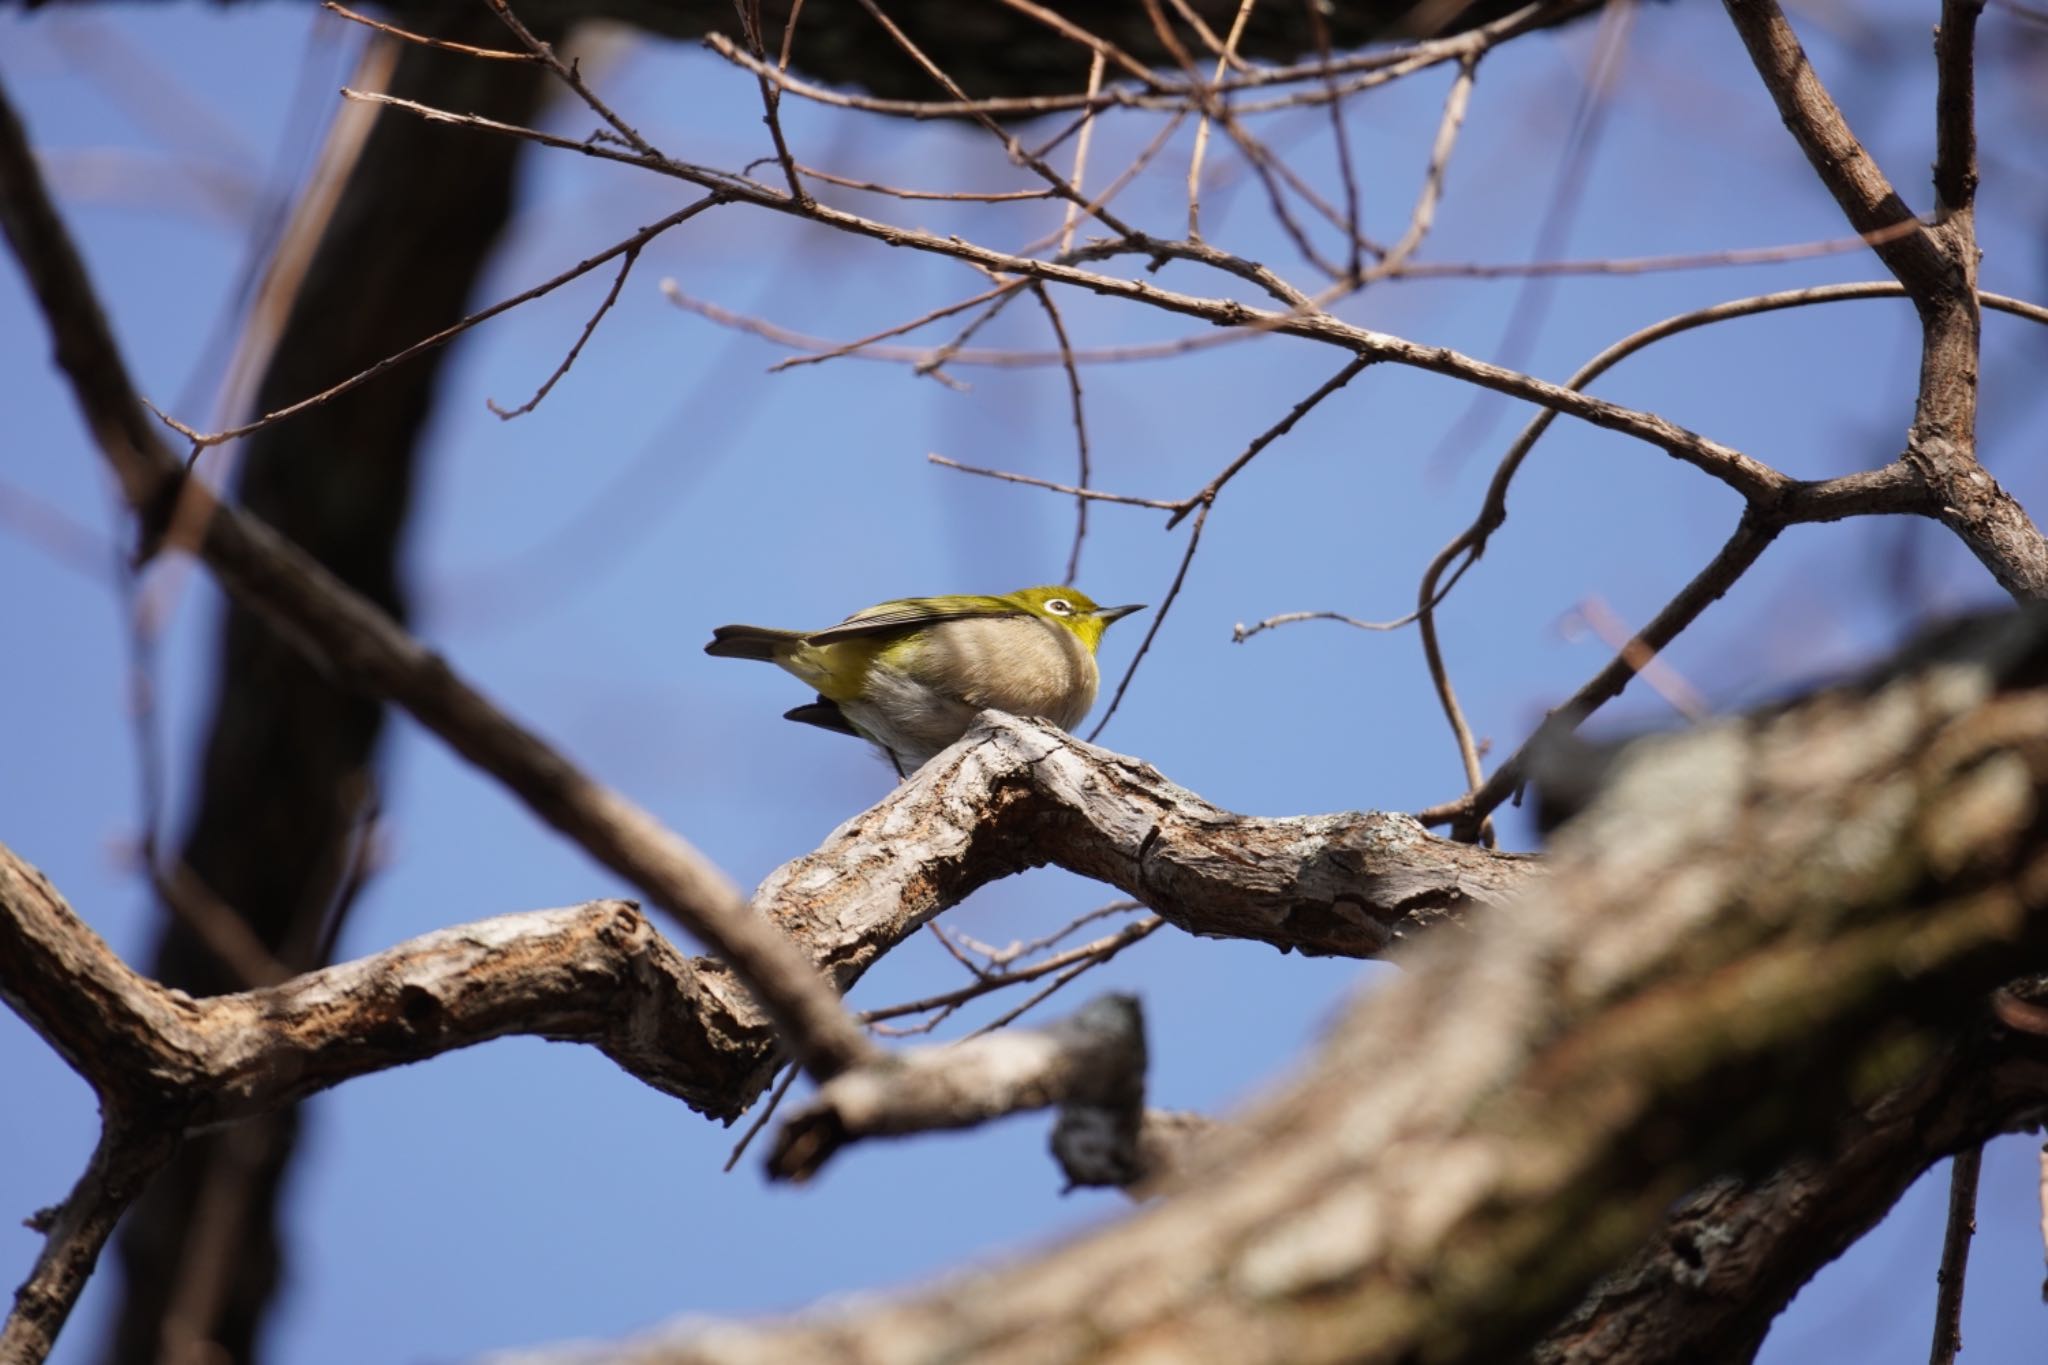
xmin=802 ymin=595 xmax=1020 ymax=645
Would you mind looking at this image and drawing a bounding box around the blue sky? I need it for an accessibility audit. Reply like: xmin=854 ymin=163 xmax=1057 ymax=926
xmin=4 ymin=1 xmax=2048 ymax=1360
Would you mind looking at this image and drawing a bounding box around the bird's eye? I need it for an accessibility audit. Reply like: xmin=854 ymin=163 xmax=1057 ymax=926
xmin=1045 ymin=598 xmax=1072 ymax=616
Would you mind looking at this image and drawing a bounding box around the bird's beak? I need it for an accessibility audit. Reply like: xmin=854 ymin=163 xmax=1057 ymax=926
xmin=1096 ymin=603 xmax=1147 ymax=625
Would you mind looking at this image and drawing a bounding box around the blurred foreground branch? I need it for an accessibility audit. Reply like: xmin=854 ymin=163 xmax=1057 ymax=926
xmin=519 ymin=609 xmax=2048 ymax=1364
xmin=11 ymin=607 xmax=2048 ymax=1359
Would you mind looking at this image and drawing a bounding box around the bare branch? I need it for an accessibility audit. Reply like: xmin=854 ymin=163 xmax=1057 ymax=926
xmin=1026 ymin=281 xmax=1094 ymax=583
xmin=0 ymin=82 xmax=872 ymax=1081
xmin=161 ymin=197 xmax=725 ymax=452
xmin=486 ymin=0 xmax=659 ymax=157
xmin=1929 ymin=1144 xmax=1983 ymax=1365
xmin=487 ymin=243 xmax=640 ymax=419
xmin=1412 ymin=283 xmax=2048 ymax=829
xmin=1423 ymin=513 xmax=1781 ymax=837
xmin=2 ymin=1126 xmax=177 ymax=1364
xmin=1724 ymin=0 xmax=2047 ymax=598
xmin=847 ymin=0 xmax=1137 ymax=239
xmin=862 ymin=916 xmax=1163 ymax=1028
xmin=518 ymin=609 xmax=2048 ymax=1365
xmin=926 ymin=454 xmax=1181 ymax=511
xmin=769 ymin=993 xmax=1151 ymax=1185
xmin=1089 ymin=502 xmax=1209 ymax=740
xmin=1536 ymin=981 xmax=2048 ymax=1363
xmin=736 ymin=0 xmax=809 ymax=205
xmin=322 ymin=2 xmax=534 ymax=59
xmin=1720 ymin=0 xmax=1950 ymax=292
xmin=1168 ymin=354 xmax=1373 ymax=527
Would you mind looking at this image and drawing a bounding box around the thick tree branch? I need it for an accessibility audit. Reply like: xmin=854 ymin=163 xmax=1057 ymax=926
xmin=1722 ymin=0 xmax=2047 ymax=599
xmin=1720 ymin=0 xmax=1953 ymax=295
xmin=515 ymin=609 xmax=2048 ymax=1365
xmin=754 ymin=714 xmax=1534 ymax=989
xmin=0 ymin=720 xmax=1520 ymax=1346
xmin=1932 ymin=0 xmax=1984 ymax=221
xmin=113 ymin=26 xmax=559 ymax=1360
xmin=767 ymin=993 xmax=1151 ymax=1185
xmin=0 ymin=76 xmax=874 ymax=1085
xmin=2 ymin=717 xmax=1531 ymax=1122
xmin=0 ymin=860 xmax=743 ymax=1121
xmin=13 ymin=600 xmax=2048 ymax=1362
xmin=1533 ymin=978 xmax=2048 ymax=1363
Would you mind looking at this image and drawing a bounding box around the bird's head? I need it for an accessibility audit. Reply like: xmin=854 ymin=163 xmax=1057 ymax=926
xmin=1003 ymin=586 xmax=1146 ymax=653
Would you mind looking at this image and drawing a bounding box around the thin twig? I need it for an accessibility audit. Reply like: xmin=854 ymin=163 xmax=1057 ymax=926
xmin=1183 ymin=0 xmax=1258 ymax=241
xmin=2038 ymin=1141 xmax=2048 ymax=1301
xmin=848 ymin=0 xmax=1137 ymax=240
xmin=1057 ymin=52 xmax=1108 ymax=258
xmin=1423 ymin=0 xmax=1633 ymax=477
xmin=1303 ymin=0 xmax=1367 ymax=276
xmin=738 ymin=0 xmax=809 ymax=205
xmin=321 ymin=2 xmax=534 ymax=59
xmin=724 ymin=1059 xmax=800 ymax=1172
xmin=1165 ymin=0 xmax=1253 ymax=69
xmin=1419 ymin=513 xmax=1781 ymax=837
xmin=1409 ymin=282 xmax=2048 ymax=828
xmin=488 ymin=243 xmax=639 ymax=419
xmin=926 ymin=920 xmax=992 ymax=979
xmin=948 ymin=901 xmax=1144 ymax=968
xmin=792 ymin=163 xmax=1050 ymax=202
xmin=911 ymin=281 xmax=1034 ymax=385
xmin=1561 ymin=596 xmax=1710 ymax=722
xmin=0 ymin=479 xmax=109 ymax=580
xmin=1027 ymin=282 xmax=1093 ymax=583
xmin=160 ymin=194 xmax=726 ymax=449
xmin=989 ymin=0 xmax=1161 ymax=85
xmin=346 ymin=85 xmax=1847 ymax=503
xmin=963 ymin=947 xmax=1138 ymax=1038
xmin=1393 ymin=220 xmax=1925 ymax=278
xmin=1169 ymin=354 xmax=1373 ymax=527
xmin=1234 ymin=602 xmax=1442 ymax=642
xmin=1929 ymin=1144 xmax=1983 ymax=1365
xmin=1147 ymin=0 xmax=1339 ymax=276
xmin=1089 ymin=501 xmax=1209 ymax=741
xmin=1367 ymin=54 xmax=1478 ymax=278
xmin=485 ymin=0 xmax=659 ymax=157
xmin=1017 ymin=109 xmax=1190 ymax=258
xmin=864 ymin=916 xmax=1162 ymax=1027
xmin=927 ymin=455 xmax=1180 ymax=511
xmin=700 ymin=1 xmax=1591 ymax=121
xmin=153 ymin=863 xmax=293 ymax=989
xmin=769 ymin=281 xmax=1018 ymax=373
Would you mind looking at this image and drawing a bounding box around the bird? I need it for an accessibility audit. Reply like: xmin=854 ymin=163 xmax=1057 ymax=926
xmin=705 ymin=586 xmax=1145 ymax=775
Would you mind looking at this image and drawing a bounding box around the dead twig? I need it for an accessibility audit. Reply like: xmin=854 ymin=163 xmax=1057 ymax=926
xmin=1929 ymin=1144 xmax=1983 ymax=1365
xmin=487 ymin=243 xmax=639 ymax=419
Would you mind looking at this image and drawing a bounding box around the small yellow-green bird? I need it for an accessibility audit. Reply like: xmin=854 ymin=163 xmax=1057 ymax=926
xmin=706 ymin=586 xmax=1145 ymax=775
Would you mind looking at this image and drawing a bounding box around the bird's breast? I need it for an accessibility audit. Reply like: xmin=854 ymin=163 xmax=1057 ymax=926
xmin=903 ymin=616 xmax=1098 ymax=729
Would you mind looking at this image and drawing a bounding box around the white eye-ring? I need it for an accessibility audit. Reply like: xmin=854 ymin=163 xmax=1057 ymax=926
xmin=1044 ymin=598 xmax=1073 ymax=616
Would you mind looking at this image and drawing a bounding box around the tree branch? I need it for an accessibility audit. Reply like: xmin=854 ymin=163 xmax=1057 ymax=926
xmin=1720 ymin=0 xmax=1952 ymax=294
xmin=2 ymin=712 xmax=1532 ymax=1122
xmin=0 ymin=1125 xmax=176 ymax=1364
xmin=767 ymin=993 xmax=1151 ymax=1185
xmin=1533 ymin=979 xmax=2048 ymax=1364
xmin=0 ymin=76 xmax=874 ymax=1084
xmin=1722 ymin=0 xmax=2047 ymax=599
xmin=511 ymin=608 xmax=2048 ymax=1364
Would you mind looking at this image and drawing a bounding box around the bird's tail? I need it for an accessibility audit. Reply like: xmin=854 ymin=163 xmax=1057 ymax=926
xmin=704 ymin=624 xmax=803 ymax=661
